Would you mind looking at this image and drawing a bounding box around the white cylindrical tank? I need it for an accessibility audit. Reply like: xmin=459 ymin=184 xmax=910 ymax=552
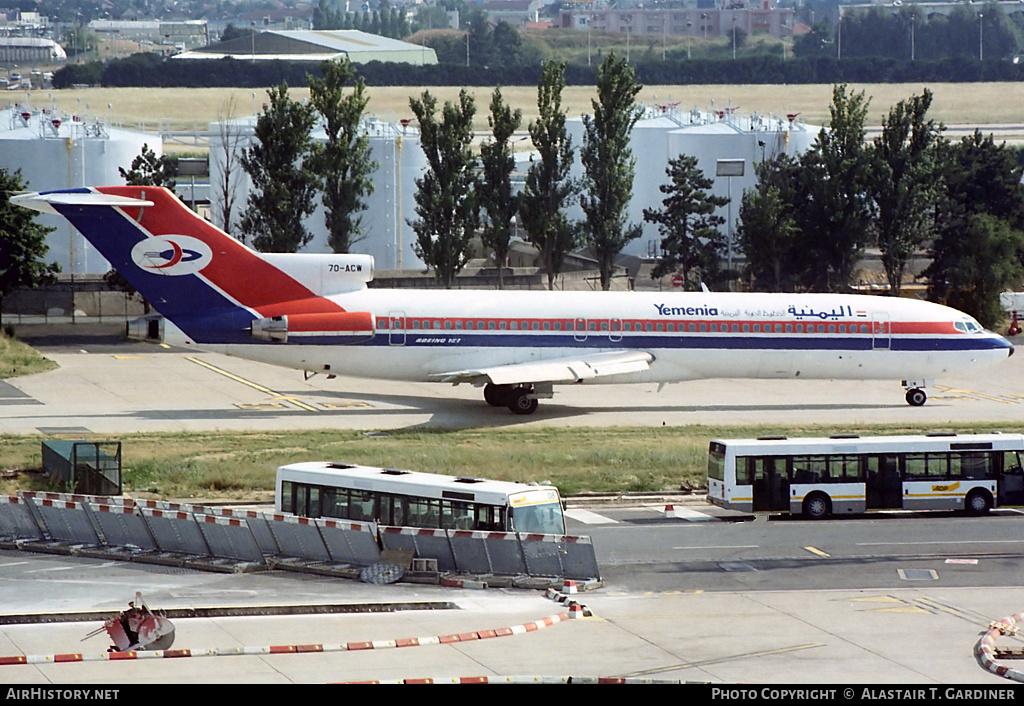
xmin=566 ymin=105 xmax=820 ymax=259
xmin=0 ymin=104 xmax=161 ymax=275
xmin=209 ymin=115 xmax=428 ymax=270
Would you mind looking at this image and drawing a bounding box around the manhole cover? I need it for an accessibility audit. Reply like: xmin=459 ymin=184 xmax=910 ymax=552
xmin=720 ymin=562 xmax=757 ymax=572
xmin=898 ymin=568 xmax=938 ymax=581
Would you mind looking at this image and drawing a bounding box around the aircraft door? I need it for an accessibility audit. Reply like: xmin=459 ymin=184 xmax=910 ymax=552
xmin=609 ymin=318 xmax=623 ymax=343
xmin=872 ymin=312 xmax=891 ymax=350
xmin=388 ymin=311 xmax=406 ymax=346
xmin=574 ymin=318 xmax=587 ymax=343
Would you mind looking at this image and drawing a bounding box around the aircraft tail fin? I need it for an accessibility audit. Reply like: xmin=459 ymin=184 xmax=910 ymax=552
xmin=12 ymin=187 xmax=370 ymax=344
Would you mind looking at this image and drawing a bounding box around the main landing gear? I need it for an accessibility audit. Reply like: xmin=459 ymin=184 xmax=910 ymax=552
xmin=902 ymin=379 xmax=931 ymax=407
xmin=483 ymin=383 xmax=545 ymax=415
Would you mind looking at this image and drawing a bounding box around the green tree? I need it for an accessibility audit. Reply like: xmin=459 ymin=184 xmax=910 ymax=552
xmin=239 ymin=83 xmax=318 ymax=252
xmin=478 ymin=87 xmax=522 ymax=289
xmin=735 ymin=157 xmax=802 ymax=292
xmin=519 ymin=61 xmax=579 ymax=291
xmin=925 ymin=130 xmax=1024 ymax=326
xmin=869 ymin=89 xmax=941 ymax=296
xmin=409 ymin=89 xmax=480 ymax=288
xmin=119 ymin=143 xmax=178 ymax=190
xmin=644 ymin=154 xmax=730 ymax=290
xmin=1 ymin=169 xmax=59 ymax=326
xmin=925 ymin=213 xmax=1024 ymax=327
xmin=580 ymin=52 xmax=644 ymax=291
xmin=307 ymin=59 xmax=377 ymax=254
xmin=794 ymin=84 xmax=873 ymax=292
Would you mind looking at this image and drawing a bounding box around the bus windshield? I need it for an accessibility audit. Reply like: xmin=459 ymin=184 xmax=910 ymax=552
xmin=510 ymin=499 xmax=566 ymax=535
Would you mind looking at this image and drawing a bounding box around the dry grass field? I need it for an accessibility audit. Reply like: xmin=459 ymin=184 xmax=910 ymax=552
xmin=23 ymin=82 xmax=1024 ymax=137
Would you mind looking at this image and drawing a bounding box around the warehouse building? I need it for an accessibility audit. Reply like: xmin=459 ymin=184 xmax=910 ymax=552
xmin=174 ymin=29 xmax=437 ymax=65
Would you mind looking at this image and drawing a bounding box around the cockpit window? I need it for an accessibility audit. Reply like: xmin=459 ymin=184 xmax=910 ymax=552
xmin=955 ymin=319 xmax=983 ymax=333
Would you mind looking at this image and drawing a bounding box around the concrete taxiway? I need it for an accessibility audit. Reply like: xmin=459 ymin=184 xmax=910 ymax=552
xmin=1 ymin=324 xmax=1022 ymax=686
xmin=0 ymin=324 xmax=1021 ymax=434
xmin=0 ymin=550 xmax=1020 ymax=685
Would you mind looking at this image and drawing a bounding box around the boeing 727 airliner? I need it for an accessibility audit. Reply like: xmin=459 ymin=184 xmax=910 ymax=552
xmin=12 ymin=186 xmax=1015 ymax=414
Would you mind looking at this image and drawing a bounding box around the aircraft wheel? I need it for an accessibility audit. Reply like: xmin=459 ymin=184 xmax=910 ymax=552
xmin=905 ymin=388 xmax=927 ymax=407
xmin=484 ymin=383 xmax=511 ymax=407
xmin=508 ymin=386 xmax=539 ymax=415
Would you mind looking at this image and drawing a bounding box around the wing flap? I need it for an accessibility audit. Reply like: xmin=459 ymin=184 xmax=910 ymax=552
xmin=434 ymin=350 xmax=654 ymax=386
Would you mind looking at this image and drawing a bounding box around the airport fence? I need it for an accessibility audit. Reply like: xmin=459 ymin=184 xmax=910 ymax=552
xmin=0 ymin=491 xmax=601 ymax=583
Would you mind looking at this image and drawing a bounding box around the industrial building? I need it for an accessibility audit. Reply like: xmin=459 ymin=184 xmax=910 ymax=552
xmin=0 ymin=103 xmax=157 ymax=275
xmin=564 ymin=104 xmax=819 ymax=259
xmin=0 ymin=37 xmax=65 ymax=63
xmin=175 ymin=30 xmax=437 ymax=65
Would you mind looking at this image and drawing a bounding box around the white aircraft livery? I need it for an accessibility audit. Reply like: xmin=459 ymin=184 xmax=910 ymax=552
xmin=12 ymin=186 xmax=1015 ymax=414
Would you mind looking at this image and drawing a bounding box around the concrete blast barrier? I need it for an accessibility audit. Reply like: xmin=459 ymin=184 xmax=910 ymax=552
xmin=266 ymin=513 xmax=332 ymax=562
xmin=380 ymin=526 xmax=456 ymax=572
xmin=194 ymin=513 xmax=264 ymax=563
xmin=0 ymin=491 xmax=602 ymax=582
xmin=449 ymin=530 xmax=528 ymax=576
xmin=31 ymin=498 xmax=101 ymax=546
xmin=86 ymin=501 xmax=158 ymax=551
xmin=139 ymin=507 xmax=212 ymax=557
xmin=316 ymin=518 xmax=380 ymax=566
xmin=0 ymin=496 xmax=45 ymax=541
xmin=520 ymin=534 xmax=601 ymax=581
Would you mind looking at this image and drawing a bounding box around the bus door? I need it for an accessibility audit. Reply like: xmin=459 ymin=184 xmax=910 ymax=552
xmin=751 ymin=456 xmax=789 ymax=512
xmin=865 ymin=454 xmax=901 ymax=510
xmin=999 ymin=450 xmax=1024 ymax=506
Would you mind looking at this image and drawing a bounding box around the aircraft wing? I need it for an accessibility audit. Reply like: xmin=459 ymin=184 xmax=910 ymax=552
xmin=433 ymin=350 xmax=655 ymax=386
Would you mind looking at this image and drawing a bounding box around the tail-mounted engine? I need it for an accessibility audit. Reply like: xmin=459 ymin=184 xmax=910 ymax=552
xmin=251 ymin=311 xmax=376 ymax=344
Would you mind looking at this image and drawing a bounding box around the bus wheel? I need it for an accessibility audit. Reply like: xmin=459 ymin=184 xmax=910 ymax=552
xmin=803 ymin=493 xmax=831 ymax=520
xmin=965 ymin=489 xmax=992 ymax=516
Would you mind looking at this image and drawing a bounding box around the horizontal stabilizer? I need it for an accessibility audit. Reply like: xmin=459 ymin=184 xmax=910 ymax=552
xmin=434 ymin=350 xmax=654 ymax=386
xmin=11 ymin=190 xmax=154 ymax=215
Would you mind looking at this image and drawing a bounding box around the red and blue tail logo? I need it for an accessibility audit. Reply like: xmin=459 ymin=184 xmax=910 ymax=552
xmin=13 ymin=187 xmax=349 ymax=344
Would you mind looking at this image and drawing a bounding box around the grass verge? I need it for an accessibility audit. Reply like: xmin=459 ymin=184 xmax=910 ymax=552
xmin=0 ymin=330 xmax=58 ymax=380
xmin=0 ymin=422 xmax=1015 ymax=501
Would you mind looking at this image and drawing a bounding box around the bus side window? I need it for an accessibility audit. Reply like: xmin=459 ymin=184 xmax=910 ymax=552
xmin=322 ymin=487 xmax=347 ymax=519
xmin=281 ymin=481 xmax=295 ymax=514
xmin=443 ymin=501 xmax=474 ymax=530
xmin=301 ymin=486 xmax=321 ymax=518
xmin=736 ymin=456 xmax=753 ymax=486
xmin=348 ymin=490 xmax=374 ymax=522
xmin=1005 ymin=452 xmax=1024 ymax=475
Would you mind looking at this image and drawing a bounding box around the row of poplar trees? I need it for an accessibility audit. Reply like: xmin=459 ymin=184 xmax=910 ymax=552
xmin=409 ymin=53 xmax=648 ymax=291
xmin=239 ymin=53 xmax=651 ymax=291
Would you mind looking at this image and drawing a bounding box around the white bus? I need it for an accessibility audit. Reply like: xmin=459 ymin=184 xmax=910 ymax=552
xmin=707 ymin=433 xmax=1024 ymax=519
xmin=275 ymin=462 xmax=566 ymax=535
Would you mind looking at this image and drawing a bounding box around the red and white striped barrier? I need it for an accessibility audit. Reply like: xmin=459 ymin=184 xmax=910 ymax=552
xmin=976 ymin=612 xmax=1024 ymax=682
xmin=0 ymin=611 xmax=574 ymax=668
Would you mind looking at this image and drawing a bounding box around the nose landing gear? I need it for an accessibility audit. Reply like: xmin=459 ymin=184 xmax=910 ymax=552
xmin=902 ymin=380 xmax=930 ymax=407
